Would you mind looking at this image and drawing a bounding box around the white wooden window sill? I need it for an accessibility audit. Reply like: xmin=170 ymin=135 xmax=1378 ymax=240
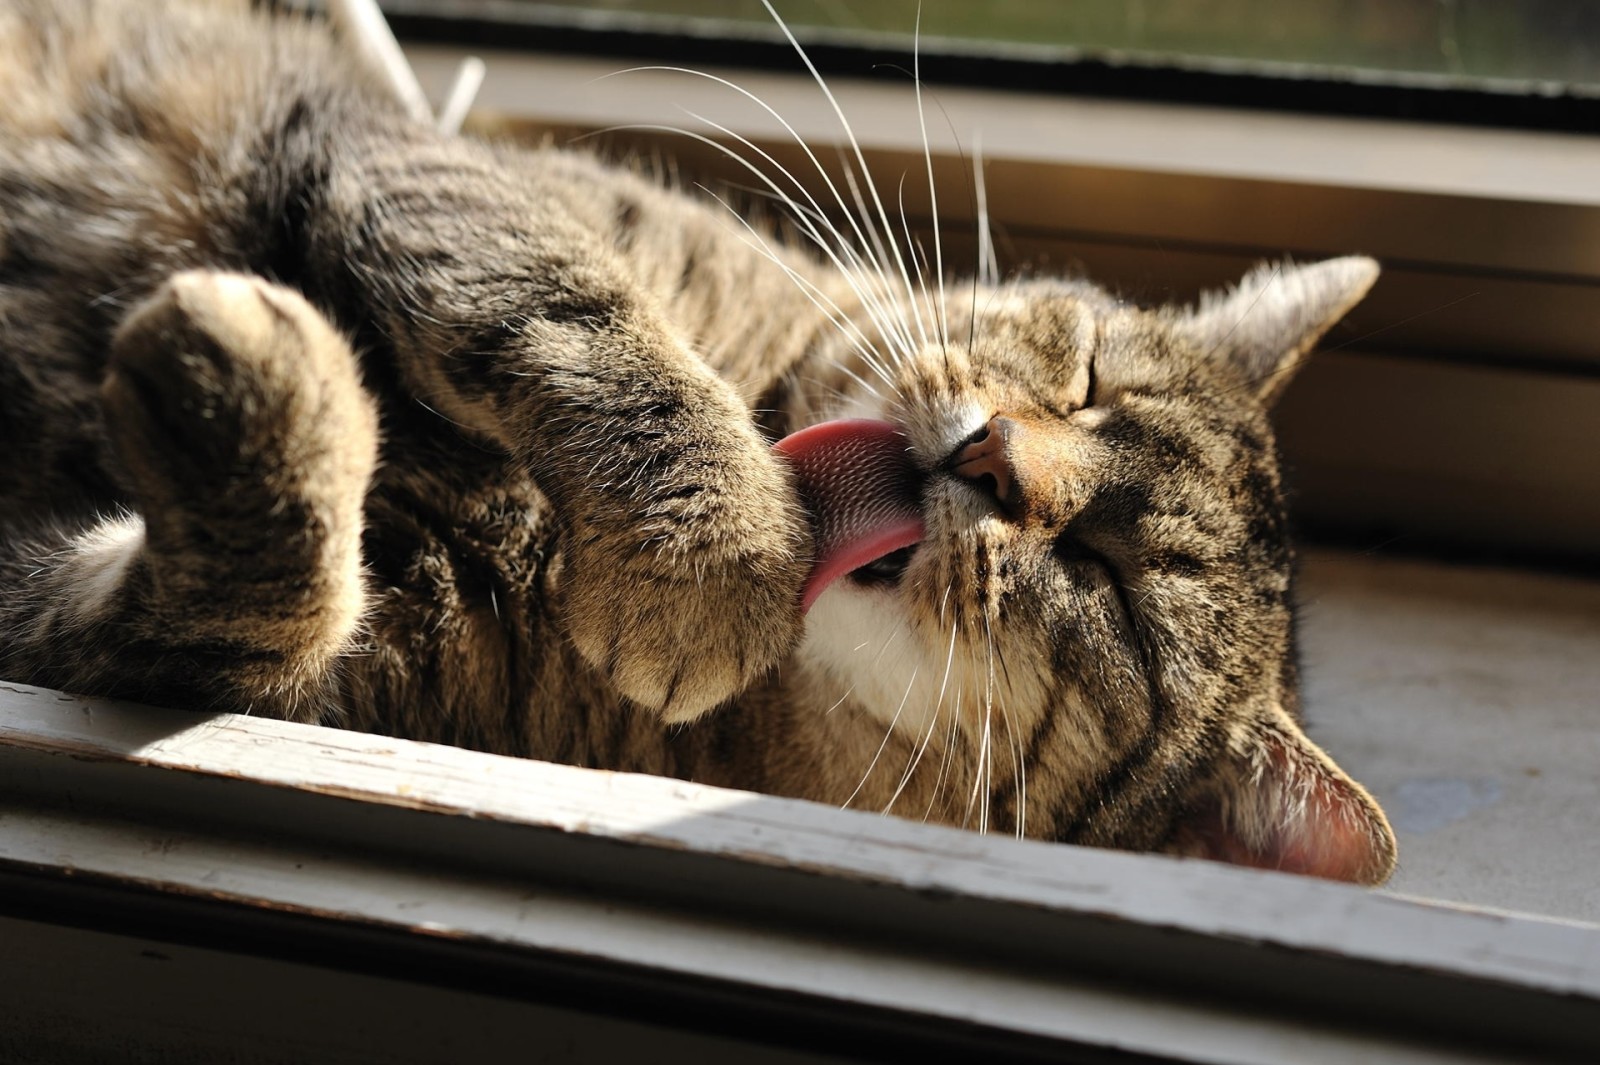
xmin=3 ymin=549 xmax=1598 ymax=1063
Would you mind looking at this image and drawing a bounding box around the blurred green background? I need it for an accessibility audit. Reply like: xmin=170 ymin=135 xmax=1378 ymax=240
xmin=517 ymin=0 xmax=1598 ymax=90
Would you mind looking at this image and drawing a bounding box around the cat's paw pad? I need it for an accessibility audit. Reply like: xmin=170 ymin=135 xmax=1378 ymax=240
xmin=104 ymin=271 xmax=376 ymax=504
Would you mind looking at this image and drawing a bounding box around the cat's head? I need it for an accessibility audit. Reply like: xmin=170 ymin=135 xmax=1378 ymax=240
xmin=784 ymin=257 xmax=1396 ymax=883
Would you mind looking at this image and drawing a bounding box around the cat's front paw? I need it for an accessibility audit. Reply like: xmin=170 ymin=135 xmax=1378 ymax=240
xmin=563 ymin=437 xmax=812 ymax=724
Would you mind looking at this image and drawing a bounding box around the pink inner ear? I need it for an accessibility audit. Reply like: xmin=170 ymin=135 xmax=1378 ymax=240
xmin=1176 ymin=725 xmax=1396 ymax=885
xmin=1182 ymin=801 xmax=1383 ymax=883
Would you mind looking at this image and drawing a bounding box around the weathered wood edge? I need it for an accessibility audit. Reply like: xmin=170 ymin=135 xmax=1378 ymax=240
xmin=3 ymin=681 xmax=1596 ymax=990
xmin=2 ymin=681 xmax=1597 ymax=1062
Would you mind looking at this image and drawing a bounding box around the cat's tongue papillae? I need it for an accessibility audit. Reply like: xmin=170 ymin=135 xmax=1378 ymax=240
xmin=774 ymin=419 xmax=924 ymax=612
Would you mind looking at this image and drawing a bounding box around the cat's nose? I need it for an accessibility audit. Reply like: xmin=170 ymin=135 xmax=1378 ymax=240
xmin=950 ymin=415 xmax=1019 ymax=512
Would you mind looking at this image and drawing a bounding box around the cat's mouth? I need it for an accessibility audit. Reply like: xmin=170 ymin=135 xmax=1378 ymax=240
xmin=774 ymin=419 xmax=925 ymax=611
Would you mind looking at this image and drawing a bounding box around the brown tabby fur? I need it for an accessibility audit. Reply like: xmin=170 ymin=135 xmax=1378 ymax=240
xmin=0 ymin=0 xmax=1396 ymax=882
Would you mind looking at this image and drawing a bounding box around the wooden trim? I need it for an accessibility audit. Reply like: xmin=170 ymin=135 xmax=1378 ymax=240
xmin=1275 ymin=351 xmax=1600 ymax=560
xmin=2 ymin=681 xmax=1598 ymax=1062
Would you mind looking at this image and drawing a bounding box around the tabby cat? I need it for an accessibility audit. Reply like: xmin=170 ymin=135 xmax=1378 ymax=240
xmin=0 ymin=0 xmax=1396 ymax=882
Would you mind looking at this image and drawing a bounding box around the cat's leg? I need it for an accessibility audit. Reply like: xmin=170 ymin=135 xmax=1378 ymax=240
xmin=0 ymin=270 xmax=376 ymax=721
xmin=311 ymin=137 xmax=809 ymax=723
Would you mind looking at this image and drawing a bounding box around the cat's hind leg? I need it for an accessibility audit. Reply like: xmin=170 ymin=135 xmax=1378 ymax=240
xmin=0 ymin=271 xmax=377 ymax=722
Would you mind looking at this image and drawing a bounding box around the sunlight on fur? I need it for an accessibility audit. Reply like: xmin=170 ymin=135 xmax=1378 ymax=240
xmin=0 ymin=0 xmax=1395 ymax=883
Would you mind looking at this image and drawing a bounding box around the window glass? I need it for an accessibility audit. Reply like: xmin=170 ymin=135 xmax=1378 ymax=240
xmin=501 ymin=0 xmax=1597 ymax=93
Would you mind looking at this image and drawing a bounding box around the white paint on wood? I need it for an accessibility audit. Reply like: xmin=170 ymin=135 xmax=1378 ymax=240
xmin=3 ymin=548 xmax=1600 ymax=1058
xmin=2 ymin=667 xmax=1599 ymax=996
xmin=330 ymin=0 xmax=434 ymax=123
xmin=435 ymin=55 xmax=487 ymax=135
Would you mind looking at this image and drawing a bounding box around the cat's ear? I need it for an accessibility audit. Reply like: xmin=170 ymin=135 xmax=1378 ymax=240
xmin=1168 ymin=703 xmax=1397 ymax=884
xmin=1177 ymin=256 xmax=1379 ymax=406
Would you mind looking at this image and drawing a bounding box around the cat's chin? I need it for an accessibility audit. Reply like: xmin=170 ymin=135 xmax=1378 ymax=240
xmin=798 ymin=577 xmax=935 ymax=738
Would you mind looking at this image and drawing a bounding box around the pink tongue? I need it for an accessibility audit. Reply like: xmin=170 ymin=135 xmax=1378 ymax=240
xmin=774 ymin=419 xmax=925 ymax=612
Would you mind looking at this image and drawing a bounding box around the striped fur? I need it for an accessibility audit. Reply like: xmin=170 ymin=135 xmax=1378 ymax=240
xmin=0 ymin=0 xmax=1395 ymax=881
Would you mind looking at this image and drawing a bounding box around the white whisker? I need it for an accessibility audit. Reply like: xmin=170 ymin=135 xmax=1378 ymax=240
xmin=757 ymin=0 xmax=930 ymax=355
xmin=690 ymin=183 xmax=895 ymax=392
xmin=912 ymin=6 xmax=949 ymax=348
xmin=895 ymin=174 xmax=942 ymax=347
xmin=844 ymin=656 xmax=918 ymax=811
xmin=896 ymin=676 xmax=952 ymax=818
xmin=984 ymin=611 xmax=1027 ymax=839
xmin=607 ymin=65 xmax=922 ymax=364
xmin=924 ymin=670 xmax=963 ymax=823
xmin=676 ymin=111 xmax=922 ymax=369
xmin=889 ymin=597 xmax=959 ymax=812
xmin=979 ymin=701 xmax=994 ymax=833
xmin=585 ymin=120 xmax=907 ymax=386
xmin=972 ymin=131 xmax=998 ymax=289
xmin=837 ymin=161 xmax=919 ymax=360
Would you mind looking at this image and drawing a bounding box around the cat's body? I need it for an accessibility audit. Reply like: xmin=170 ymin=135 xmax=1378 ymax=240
xmin=0 ymin=0 xmax=1397 ymax=880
